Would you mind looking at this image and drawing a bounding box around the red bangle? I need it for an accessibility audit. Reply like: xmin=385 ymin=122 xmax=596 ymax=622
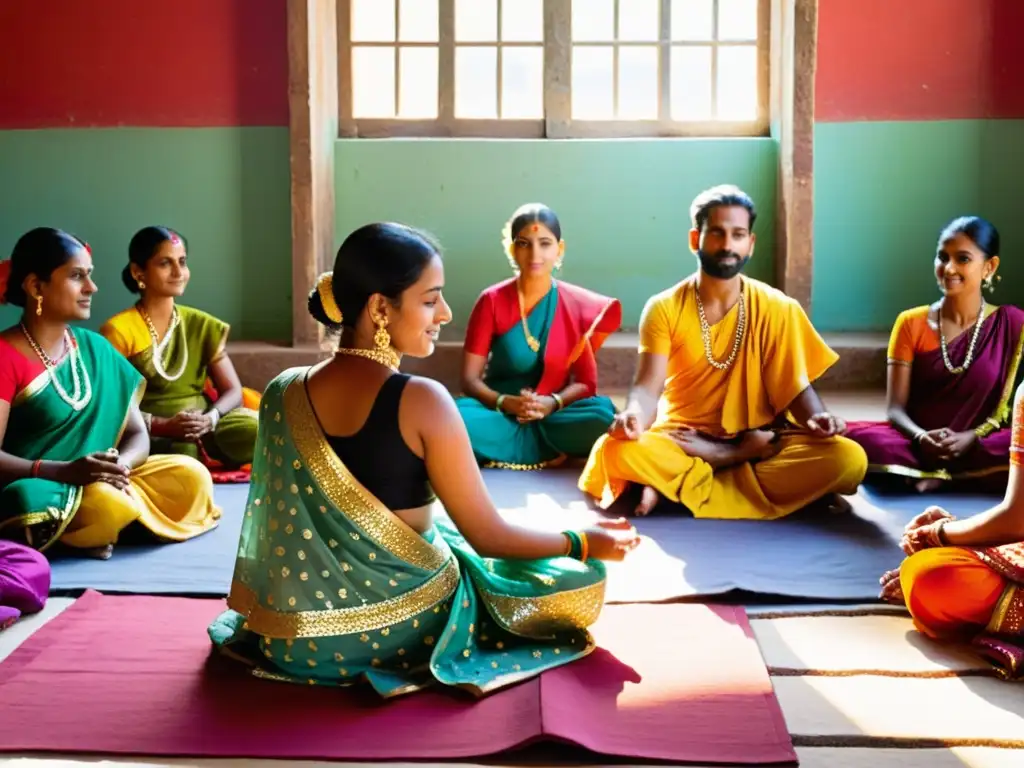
xmin=31 ymin=460 xmax=42 ymax=478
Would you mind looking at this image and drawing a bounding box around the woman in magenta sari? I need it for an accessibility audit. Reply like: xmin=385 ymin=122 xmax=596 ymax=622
xmin=0 ymin=541 xmax=48 ymax=630
xmin=456 ymin=204 xmax=622 ymax=469
xmin=847 ymin=216 xmax=1024 ymax=492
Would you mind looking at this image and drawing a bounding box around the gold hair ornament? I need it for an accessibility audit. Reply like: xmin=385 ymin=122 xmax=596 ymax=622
xmin=316 ymin=273 xmax=343 ymax=324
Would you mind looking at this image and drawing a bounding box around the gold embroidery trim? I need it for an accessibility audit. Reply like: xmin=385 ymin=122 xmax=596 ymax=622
xmin=228 ymin=556 xmax=460 ymax=639
xmin=282 ymin=375 xmax=445 ymax=571
xmin=12 ymin=370 xmax=50 ymax=407
xmin=0 ymin=486 xmax=83 ymax=552
xmin=866 ymin=462 xmax=1010 ymax=481
xmin=987 ymin=584 xmax=1024 ymax=635
xmin=479 ymin=578 xmax=606 ymax=638
xmin=976 ymin=323 xmax=1024 ymax=438
xmin=483 ymin=455 xmax=566 ymax=471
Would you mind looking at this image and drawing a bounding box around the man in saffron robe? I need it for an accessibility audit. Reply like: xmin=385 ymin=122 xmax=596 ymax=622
xmin=579 ymin=185 xmax=868 ymax=519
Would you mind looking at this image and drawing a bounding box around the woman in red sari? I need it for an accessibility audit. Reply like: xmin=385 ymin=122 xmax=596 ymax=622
xmin=456 ymin=204 xmax=621 ymax=469
xmin=880 ymin=379 xmax=1024 ymax=680
xmin=847 ymin=216 xmax=1024 ymax=492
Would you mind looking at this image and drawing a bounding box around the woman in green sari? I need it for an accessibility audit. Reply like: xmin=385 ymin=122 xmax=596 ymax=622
xmin=457 ymin=204 xmax=622 ymax=469
xmin=100 ymin=226 xmax=259 ymax=476
xmin=0 ymin=228 xmax=220 ymax=558
xmin=209 ymin=222 xmax=640 ymax=697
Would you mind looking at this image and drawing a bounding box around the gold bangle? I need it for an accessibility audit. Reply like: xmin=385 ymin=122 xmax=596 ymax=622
xmin=551 ymin=392 xmax=564 ymax=411
xmin=495 ymin=394 xmax=507 ymax=412
xmin=579 ymin=531 xmax=588 ymax=561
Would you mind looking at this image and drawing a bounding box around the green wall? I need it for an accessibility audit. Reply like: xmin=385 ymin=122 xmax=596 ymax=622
xmin=0 ymin=128 xmax=292 ymax=341
xmin=813 ymin=120 xmax=1024 ymax=332
xmin=335 ymin=138 xmax=778 ymax=333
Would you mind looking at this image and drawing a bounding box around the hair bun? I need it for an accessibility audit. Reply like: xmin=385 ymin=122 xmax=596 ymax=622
xmin=315 ymin=273 xmax=343 ymax=324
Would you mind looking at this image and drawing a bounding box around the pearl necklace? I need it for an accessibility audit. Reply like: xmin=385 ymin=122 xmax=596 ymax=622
xmin=695 ymin=288 xmax=746 ymax=370
xmin=20 ymin=323 xmax=92 ymax=411
xmin=335 ymin=346 xmax=400 ymax=371
xmin=137 ymin=305 xmax=188 ymax=381
xmin=939 ymin=302 xmax=986 ymax=374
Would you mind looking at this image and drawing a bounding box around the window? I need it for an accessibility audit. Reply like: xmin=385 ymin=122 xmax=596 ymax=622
xmin=338 ymin=0 xmax=768 ymax=137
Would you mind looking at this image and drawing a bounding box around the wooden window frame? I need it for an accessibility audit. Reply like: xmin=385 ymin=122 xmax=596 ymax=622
xmin=338 ymin=0 xmax=770 ymax=139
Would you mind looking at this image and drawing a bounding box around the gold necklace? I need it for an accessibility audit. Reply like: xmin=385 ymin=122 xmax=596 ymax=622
xmin=335 ymin=346 xmax=400 ymax=371
xmin=695 ymin=287 xmax=746 ymax=370
xmin=517 ymin=286 xmax=541 ymax=353
xmin=939 ymin=300 xmax=986 ymax=374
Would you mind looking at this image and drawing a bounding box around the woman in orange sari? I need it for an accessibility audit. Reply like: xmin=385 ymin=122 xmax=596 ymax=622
xmin=881 ymin=382 xmax=1024 ymax=679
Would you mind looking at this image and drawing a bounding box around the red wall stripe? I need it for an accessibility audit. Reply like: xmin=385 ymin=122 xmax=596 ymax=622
xmin=0 ymin=0 xmax=288 ymax=128
xmin=816 ymin=0 xmax=1024 ymax=122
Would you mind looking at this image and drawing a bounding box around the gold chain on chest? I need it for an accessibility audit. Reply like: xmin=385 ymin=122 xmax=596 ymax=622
xmin=695 ymin=290 xmax=746 ymax=370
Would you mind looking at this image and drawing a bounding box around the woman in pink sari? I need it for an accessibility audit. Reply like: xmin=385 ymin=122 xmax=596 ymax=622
xmin=0 ymin=541 xmax=49 ymax=630
xmin=847 ymin=216 xmax=1024 ymax=492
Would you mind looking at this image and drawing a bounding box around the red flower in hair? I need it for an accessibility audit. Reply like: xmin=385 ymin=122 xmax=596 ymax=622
xmin=83 ymin=242 xmax=92 ymax=254
xmin=0 ymin=260 xmax=11 ymax=305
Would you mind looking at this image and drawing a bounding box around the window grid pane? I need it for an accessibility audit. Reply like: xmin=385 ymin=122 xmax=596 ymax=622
xmin=346 ymin=0 xmax=764 ymax=130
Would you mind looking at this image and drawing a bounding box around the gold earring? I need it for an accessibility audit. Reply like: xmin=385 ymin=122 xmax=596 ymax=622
xmin=374 ymin=318 xmax=391 ymax=351
xmin=138 ymin=280 xmax=146 ymax=291
xmin=35 ymin=296 xmax=42 ymax=316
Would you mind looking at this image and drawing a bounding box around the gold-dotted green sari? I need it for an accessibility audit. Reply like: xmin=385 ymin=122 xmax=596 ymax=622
xmin=208 ymin=367 xmax=607 ymax=698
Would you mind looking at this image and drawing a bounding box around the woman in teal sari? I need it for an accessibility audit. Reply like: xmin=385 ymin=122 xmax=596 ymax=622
xmin=209 ymin=222 xmax=640 ymax=697
xmin=0 ymin=228 xmax=220 ymax=558
xmin=457 ymin=204 xmax=622 ymax=469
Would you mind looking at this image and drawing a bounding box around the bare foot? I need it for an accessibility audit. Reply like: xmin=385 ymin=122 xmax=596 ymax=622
xmin=823 ymin=493 xmax=852 ymax=514
xmin=85 ymin=545 xmax=114 ymax=560
xmin=634 ymin=485 xmax=660 ymax=516
xmin=914 ymin=478 xmax=943 ymax=493
xmin=672 ymin=428 xmax=777 ymax=468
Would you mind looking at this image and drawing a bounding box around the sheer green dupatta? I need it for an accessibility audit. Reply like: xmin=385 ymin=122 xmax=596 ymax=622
xmin=0 ymin=329 xmax=144 ymax=550
xmin=209 ymin=367 xmax=607 ymax=698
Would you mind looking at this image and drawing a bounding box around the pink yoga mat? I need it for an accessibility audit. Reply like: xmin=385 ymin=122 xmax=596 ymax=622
xmin=0 ymin=591 xmax=794 ymax=764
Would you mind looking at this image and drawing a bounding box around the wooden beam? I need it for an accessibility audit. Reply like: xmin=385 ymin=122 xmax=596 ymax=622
xmin=288 ymin=0 xmax=338 ymax=346
xmin=770 ymin=0 xmax=817 ymax=312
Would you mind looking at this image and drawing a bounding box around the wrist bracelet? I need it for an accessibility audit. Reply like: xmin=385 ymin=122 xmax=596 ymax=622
xmin=551 ymin=393 xmax=564 ymax=411
xmin=562 ymin=530 xmax=583 ymax=559
xmin=31 ymin=460 xmax=42 ymax=478
xmin=495 ymin=394 xmax=507 ymax=413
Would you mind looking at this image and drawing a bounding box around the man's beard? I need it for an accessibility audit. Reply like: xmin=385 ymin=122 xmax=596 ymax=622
xmin=698 ymin=249 xmax=750 ymax=279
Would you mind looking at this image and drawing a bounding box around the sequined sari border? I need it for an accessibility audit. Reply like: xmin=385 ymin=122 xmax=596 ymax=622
xmin=478 ymin=577 xmax=606 ymax=638
xmin=227 ymin=556 xmax=460 ymax=639
xmin=281 ymin=373 xmax=446 ymax=572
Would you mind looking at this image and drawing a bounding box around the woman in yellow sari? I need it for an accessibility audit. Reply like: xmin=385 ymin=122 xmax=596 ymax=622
xmin=209 ymin=222 xmax=640 ymax=697
xmin=881 ymin=380 xmax=1024 ymax=679
xmin=101 ymin=226 xmax=259 ymax=477
xmin=0 ymin=228 xmax=220 ymax=559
